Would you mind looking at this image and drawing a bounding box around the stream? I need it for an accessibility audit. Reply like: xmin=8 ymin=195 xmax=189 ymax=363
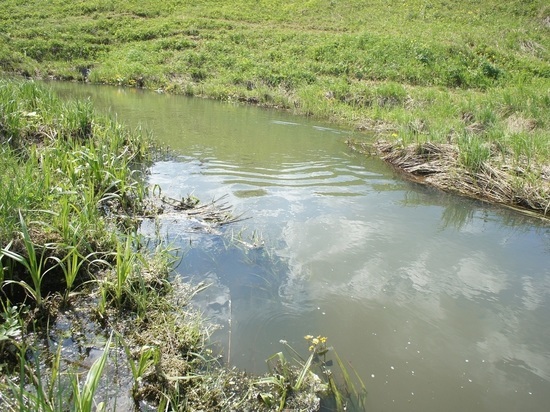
xmin=50 ymin=82 xmax=550 ymax=412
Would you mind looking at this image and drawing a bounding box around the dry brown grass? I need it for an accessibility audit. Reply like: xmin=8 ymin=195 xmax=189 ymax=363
xmin=348 ymin=139 xmax=550 ymax=218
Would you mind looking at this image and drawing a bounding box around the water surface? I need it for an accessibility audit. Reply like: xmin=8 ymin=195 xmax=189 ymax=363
xmin=50 ymin=83 xmax=550 ymax=412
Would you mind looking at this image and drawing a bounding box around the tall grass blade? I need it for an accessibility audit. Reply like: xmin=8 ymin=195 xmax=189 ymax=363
xmin=0 ymin=240 xmax=13 ymax=283
xmin=17 ymin=211 xmax=43 ymax=305
xmin=333 ymin=350 xmax=368 ymax=410
xmin=294 ymin=352 xmax=314 ymax=391
xmin=73 ymin=333 xmax=112 ymax=412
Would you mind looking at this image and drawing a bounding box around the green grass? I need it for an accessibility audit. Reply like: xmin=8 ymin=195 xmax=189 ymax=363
xmin=1 ymin=1 xmax=548 ymax=106
xmin=1 ymin=0 xmax=548 ymax=212
xmin=0 ymin=79 xmax=155 ymax=302
xmin=0 ymin=80 xmax=156 ymax=407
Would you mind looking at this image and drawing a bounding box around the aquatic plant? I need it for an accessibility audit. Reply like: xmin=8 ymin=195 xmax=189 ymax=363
xmin=254 ymin=335 xmax=367 ymax=411
xmin=0 ymin=329 xmax=111 ymax=412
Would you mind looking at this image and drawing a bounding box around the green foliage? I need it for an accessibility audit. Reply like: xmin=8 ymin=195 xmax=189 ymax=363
xmin=1 ymin=0 xmax=548 ymax=89
xmin=2 ymin=0 xmax=546 ymax=181
xmin=109 ymin=235 xmax=136 ymax=309
xmin=120 ymin=336 xmax=160 ymax=396
xmin=0 ymin=305 xmax=22 ymax=344
xmin=0 ymin=332 xmax=111 ymax=412
xmin=1 ymin=213 xmax=51 ymax=307
xmin=458 ymin=134 xmax=491 ymax=172
xmin=0 ymin=80 xmax=153 ymax=302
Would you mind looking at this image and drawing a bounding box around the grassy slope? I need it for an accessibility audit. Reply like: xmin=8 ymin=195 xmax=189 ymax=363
xmin=1 ymin=0 xmax=549 ymax=212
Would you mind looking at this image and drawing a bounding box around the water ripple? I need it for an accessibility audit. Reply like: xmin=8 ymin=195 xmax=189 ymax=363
xmin=201 ymin=159 xmax=386 ymax=193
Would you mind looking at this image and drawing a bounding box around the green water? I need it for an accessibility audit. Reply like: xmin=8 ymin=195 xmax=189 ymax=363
xmin=49 ymin=82 xmax=550 ymax=412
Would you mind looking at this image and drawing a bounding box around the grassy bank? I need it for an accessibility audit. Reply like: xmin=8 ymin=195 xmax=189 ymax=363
xmin=0 ymin=0 xmax=549 ymax=214
xmin=0 ymin=80 xmax=358 ymax=411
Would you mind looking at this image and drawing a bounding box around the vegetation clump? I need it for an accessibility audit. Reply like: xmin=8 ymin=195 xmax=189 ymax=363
xmin=0 ymin=0 xmax=548 ymax=214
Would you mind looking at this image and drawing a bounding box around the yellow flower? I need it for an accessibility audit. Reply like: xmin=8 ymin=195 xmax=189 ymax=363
xmin=304 ymin=335 xmax=313 ymax=340
xmin=312 ymin=338 xmax=319 ymax=345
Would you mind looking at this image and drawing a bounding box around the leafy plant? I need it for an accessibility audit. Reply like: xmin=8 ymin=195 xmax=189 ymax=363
xmin=120 ymin=336 xmax=160 ymax=397
xmin=48 ymin=245 xmax=101 ymax=303
xmin=0 ymin=305 xmax=22 ymax=349
xmin=1 ymin=212 xmax=55 ymax=307
xmin=255 ymin=336 xmax=367 ymax=411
